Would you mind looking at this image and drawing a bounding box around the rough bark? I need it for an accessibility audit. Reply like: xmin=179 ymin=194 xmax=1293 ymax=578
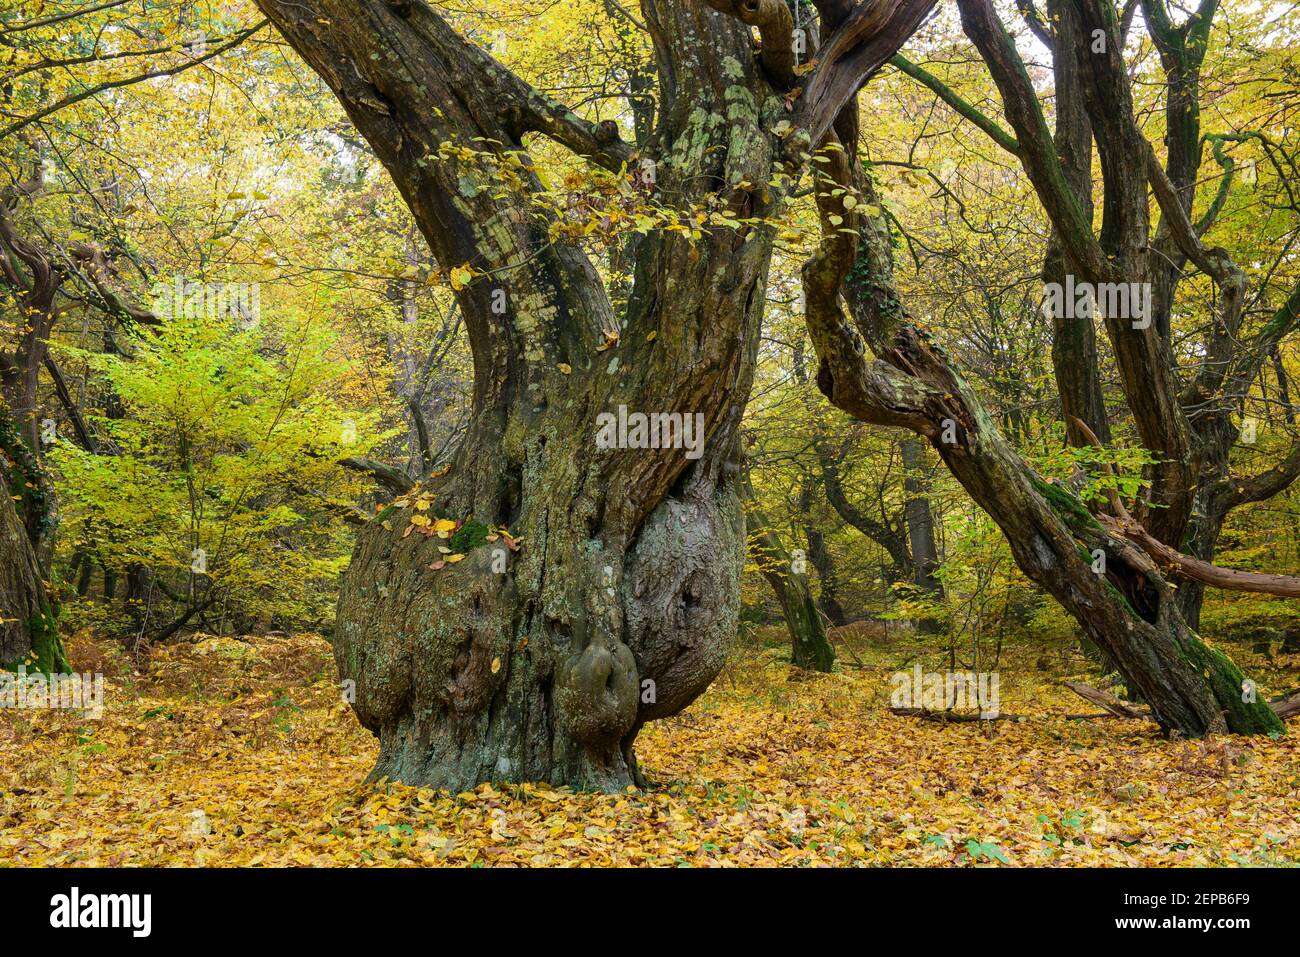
xmin=256 ymin=0 xmax=935 ymax=790
xmin=1042 ymin=0 xmax=1111 ymax=449
xmin=0 ymin=463 xmax=65 ymax=672
xmin=257 ymin=0 xmax=796 ymax=791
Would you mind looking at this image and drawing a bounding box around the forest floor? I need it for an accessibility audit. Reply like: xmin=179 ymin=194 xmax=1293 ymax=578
xmin=1 ymin=626 xmax=1298 ymax=867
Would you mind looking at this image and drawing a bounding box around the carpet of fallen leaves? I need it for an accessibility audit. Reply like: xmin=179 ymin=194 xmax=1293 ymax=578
xmin=1 ymin=627 xmax=1298 ymax=867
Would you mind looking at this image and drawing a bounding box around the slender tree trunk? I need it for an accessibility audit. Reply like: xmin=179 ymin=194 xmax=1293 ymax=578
xmin=804 ymin=522 xmax=849 ymax=626
xmin=901 ymin=436 xmax=943 ymax=633
xmin=746 ymin=475 xmax=836 ymax=671
xmin=817 ymin=439 xmax=912 ymax=579
xmin=1044 ymin=0 xmax=1111 ymax=449
xmin=797 ymin=476 xmax=848 ymax=625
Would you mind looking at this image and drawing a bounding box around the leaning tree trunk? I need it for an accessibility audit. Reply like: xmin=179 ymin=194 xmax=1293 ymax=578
xmin=257 ymin=0 xmax=805 ymax=790
xmin=816 ymin=322 xmax=1285 ymax=737
xmin=808 ymin=105 xmax=1281 ymax=737
xmin=0 ymin=463 xmax=66 ymax=672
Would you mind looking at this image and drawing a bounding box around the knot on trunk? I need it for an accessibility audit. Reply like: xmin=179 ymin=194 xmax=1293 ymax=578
xmin=624 ymin=481 xmax=745 ymax=720
xmin=334 ymin=521 xmax=511 ymax=731
xmin=556 ymin=641 xmax=639 ymax=746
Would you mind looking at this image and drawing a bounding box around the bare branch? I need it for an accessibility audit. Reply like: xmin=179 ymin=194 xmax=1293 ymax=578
xmin=0 ymin=22 xmax=270 ymax=140
xmin=1228 ymin=437 xmax=1300 ymax=507
xmin=340 ymin=457 xmax=416 ymax=495
xmin=1113 ymin=518 xmax=1300 ymax=600
xmin=67 ymin=242 xmax=158 ymax=327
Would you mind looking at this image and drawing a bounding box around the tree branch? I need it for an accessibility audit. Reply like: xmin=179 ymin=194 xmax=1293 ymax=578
xmin=796 ymin=0 xmax=939 ymax=146
xmin=0 ymin=0 xmax=130 ymax=38
xmin=889 ymin=53 xmax=1019 ymax=154
xmin=0 ymin=22 xmax=270 ymax=140
xmin=1117 ymin=519 xmax=1300 ymax=600
xmin=1228 ymin=437 xmax=1300 ymax=508
xmin=340 ymin=456 xmax=416 ymax=495
xmin=43 ymin=355 xmax=107 ymax=454
xmin=955 ymin=0 xmax=1110 ymax=283
xmin=700 ymin=0 xmax=795 ymax=87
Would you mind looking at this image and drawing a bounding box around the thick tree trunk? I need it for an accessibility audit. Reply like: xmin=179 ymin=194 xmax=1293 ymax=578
xmin=338 ymin=411 xmax=752 ymax=791
xmin=259 ymin=0 xmax=794 ymax=790
xmin=0 ymin=464 xmax=66 ymax=672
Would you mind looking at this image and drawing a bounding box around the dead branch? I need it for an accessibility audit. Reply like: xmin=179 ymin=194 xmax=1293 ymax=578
xmin=889 ymin=707 xmax=1020 ymax=723
xmin=1123 ymin=522 xmax=1300 ymax=600
xmin=1269 ymin=688 xmax=1300 ymax=720
xmin=1061 ymin=680 xmax=1147 ymax=719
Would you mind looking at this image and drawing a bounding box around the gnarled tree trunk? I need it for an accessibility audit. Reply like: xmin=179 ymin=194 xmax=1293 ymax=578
xmin=258 ymin=0 xmax=799 ymax=791
xmin=258 ymin=0 xmax=934 ymax=790
xmin=797 ymin=0 xmax=1284 ymax=737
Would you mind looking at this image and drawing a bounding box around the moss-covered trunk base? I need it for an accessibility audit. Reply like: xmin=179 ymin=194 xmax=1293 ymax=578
xmin=335 ymin=417 xmax=750 ymax=793
xmin=1 ymin=467 xmax=67 ymax=674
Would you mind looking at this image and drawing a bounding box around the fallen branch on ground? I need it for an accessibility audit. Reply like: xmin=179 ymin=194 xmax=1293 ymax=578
xmin=1065 ymin=679 xmax=1300 ymax=723
xmin=1270 ymin=688 xmax=1300 ymax=720
xmin=888 ymin=707 xmax=1022 ymax=723
xmin=1061 ymin=680 xmax=1148 ymax=719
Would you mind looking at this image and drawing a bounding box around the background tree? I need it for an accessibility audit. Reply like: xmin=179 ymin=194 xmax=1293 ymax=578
xmin=796 ymin=0 xmax=1293 ymax=737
